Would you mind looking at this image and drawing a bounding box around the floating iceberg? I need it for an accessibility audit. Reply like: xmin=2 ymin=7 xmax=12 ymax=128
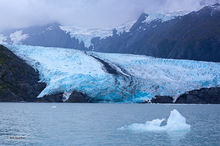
xmin=119 ymin=109 xmax=191 ymax=132
xmin=7 ymin=45 xmax=220 ymax=102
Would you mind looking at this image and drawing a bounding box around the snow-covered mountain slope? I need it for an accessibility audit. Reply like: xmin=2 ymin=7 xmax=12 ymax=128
xmin=0 ymin=11 xmax=184 ymax=48
xmin=142 ymin=11 xmax=188 ymax=24
xmin=59 ymin=26 xmax=112 ymax=48
xmin=0 ymin=20 xmax=136 ymax=49
xmin=59 ymin=12 xmax=187 ymax=48
xmin=93 ymin=3 xmax=220 ymax=62
xmin=2 ymin=4 xmax=218 ymax=52
xmin=60 ymin=20 xmax=136 ymax=48
xmin=7 ymin=45 xmax=220 ymax=102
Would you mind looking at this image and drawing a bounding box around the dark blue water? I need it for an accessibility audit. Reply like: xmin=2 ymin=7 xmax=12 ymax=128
xmin=0 ymin=103 xmax=219 ymax=146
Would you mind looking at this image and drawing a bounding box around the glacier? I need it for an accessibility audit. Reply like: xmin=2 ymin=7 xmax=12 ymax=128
xmin=7 ymin=45 xmax=220 ymax=102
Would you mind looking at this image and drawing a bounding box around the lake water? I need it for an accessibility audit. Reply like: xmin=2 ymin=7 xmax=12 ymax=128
xmin=0 ymin=103 xmax=219 ymax=146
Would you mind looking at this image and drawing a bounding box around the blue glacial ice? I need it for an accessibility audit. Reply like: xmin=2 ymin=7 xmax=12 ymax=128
xmin=7 ymin=45 xmax=220 ymax=102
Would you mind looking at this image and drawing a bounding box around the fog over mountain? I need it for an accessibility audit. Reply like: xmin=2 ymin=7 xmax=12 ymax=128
xmin=0 ymin=0 xmax=219 ymax=31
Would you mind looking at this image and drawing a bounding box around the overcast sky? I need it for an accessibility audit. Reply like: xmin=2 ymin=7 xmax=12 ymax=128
xmin=0 ymin=0 xmax=219 ymax=31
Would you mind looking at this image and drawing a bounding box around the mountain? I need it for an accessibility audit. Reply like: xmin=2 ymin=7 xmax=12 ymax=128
xmin=0 ymin=4 xmax=220 ymax=62
xmin=0 ymin=21 xmax=135 ymax=51
xmin=92 ymin=4 xmax=220 ymax=62
xmin=0 ymin=23 xmax=87 ymax=50
xmin=5 ymin=45 xmax=220 ymax=103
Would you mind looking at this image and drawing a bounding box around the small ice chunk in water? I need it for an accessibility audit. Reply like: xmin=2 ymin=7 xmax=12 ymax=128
xmin=63 ymin=92 xmax=72 ymax=101
xmin=119 ymin=109 xmax=190 ymax=132
xmin=51 ymin=106 xmax=57 ymax=109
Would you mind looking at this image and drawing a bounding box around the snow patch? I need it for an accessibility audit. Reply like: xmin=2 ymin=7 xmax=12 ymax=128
xmin=143 ymin=12 xmax=188 ymax=24
xmin=0 ymin=34 xmax=7 ymax=45
xmin=119 ymin=109 xmax=190 ymax=132
xmin=10 ymin=30 xmax=28 ymax=44
xmin=115 ymin=20 xmax=136 ymax=34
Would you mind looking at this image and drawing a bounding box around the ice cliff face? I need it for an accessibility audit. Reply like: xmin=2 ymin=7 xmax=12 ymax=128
xmin=8 ymin=45 xmax=220 ymax=102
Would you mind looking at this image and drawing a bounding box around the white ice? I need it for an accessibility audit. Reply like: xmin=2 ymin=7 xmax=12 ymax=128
xmin=51 ymin=106 xmax=57 ymax=109
xmin=119 ymin=109 xmax=191 ymax=132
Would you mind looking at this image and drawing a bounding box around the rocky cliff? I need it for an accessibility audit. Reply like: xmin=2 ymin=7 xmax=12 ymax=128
xmin=0 ymin=45 xmax=46 ymax=102
xmin=175 ymin=87 xmax=220 ymax=104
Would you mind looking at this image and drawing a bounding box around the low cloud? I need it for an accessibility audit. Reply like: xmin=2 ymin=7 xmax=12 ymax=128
xmin=0 ymin=0 xmax=219 ymax=31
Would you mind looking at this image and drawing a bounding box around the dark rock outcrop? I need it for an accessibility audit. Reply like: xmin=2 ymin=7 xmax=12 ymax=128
xmin=89 ymin=55 xmax=120 ymax=76
xmin=175 ymin=87 xmax=220 ymax=104
xmin=151 ymin=96 xmax=174 ymax=103
xmin=67 ymin=91 xmax=92 ymax=103
xmin=0 ymin=45 xmax=46 ymax=102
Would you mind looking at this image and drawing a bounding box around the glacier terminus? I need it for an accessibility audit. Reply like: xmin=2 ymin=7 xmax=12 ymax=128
xmin=7 ymin=45 xmax=220 ymax=103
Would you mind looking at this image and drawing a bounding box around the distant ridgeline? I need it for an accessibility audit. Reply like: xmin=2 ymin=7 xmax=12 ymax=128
xmin=1 ymin=4 xmax=220 ymax=62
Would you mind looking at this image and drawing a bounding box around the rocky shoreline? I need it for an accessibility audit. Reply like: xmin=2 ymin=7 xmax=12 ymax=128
xmin=149 ymin=87 xmax=220 ymax=104
xmin=175 ymin=87 xmax=220 ymax=104
xmin=1 ymin=45 xmax=220 ymax=104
